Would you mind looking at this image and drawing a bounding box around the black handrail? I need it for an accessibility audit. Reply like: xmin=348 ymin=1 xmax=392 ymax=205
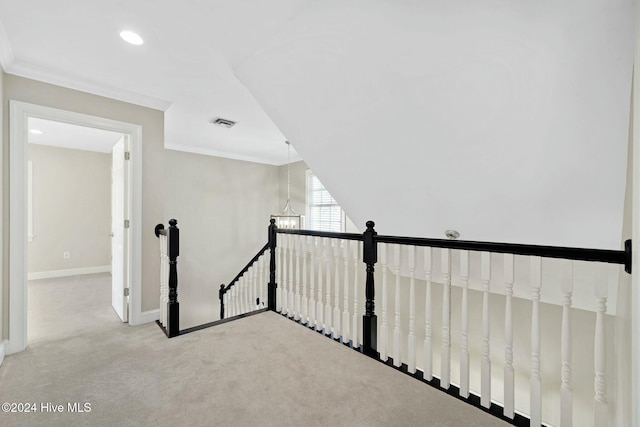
xmin=219 ymin=242 xmax=270 ymax=319
xmin=223 ymin=242 xmax=270 ymax=293
xmin=275 ymin=226 xmax=631 ymax=273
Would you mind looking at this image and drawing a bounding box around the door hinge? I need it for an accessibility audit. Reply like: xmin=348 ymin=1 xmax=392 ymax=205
xmin=124 ymin=288 xmax=130 ymax=297
xmin=124 ymin=219 xmax=130 ymax=228
xmin=124 ymin=151 xmax=131 ymax=160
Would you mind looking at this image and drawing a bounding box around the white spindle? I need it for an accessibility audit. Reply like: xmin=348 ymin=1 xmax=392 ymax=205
xmin=441 ymin=248 xmax=451 ymax=389
xmin=238 ymin=276 xmax=245 ymax=314
xmin=407 ymin=245 xmax=416 ymax=374
xmin=288 ymin=234 xmax=294 ymax=318
xmin=480 ymin=252 xmax=492 ymax=407
xmin=424 ymin=247 xmax=433 ymax=381
xmin=561 ymin=262 xmax=573 ymax=427
xmin=309 ymin=236 xmax=317 ymax=329
xmin=316 ymin=239 xmax=324 ymax=332
xmin=352 ymin=241 xmax=361 ymax=348
xmin=281 ymin=234 xmax=289 ymax=314
xmin=159 ymin=235 xmax=168 ymax=326
xmin=393 ymin=245 xmax=402 ymax=367
xmin=276 ymin=239 xmax=283 ymax=312
xmin=459 ymin=250 xmax=470 ymax=398
xmin=333 ymin=240 xmax=341 ymax=339
xmin=295 ymin=235 xmax=302 ymax=320
xmin=530 ymin=256 xmax=542 ymax=427
xmin=594 ymin=265 xmax=608 ymax=427
xmin=231 ymin=285 xmax=237 ymax=317
xmin=324 ymin=239 xmax=332 ymax=336
xmin=503 ymin=253 xmax=515 ymax=418
xmin=380 ymin=243 xmax=389 ymax=361
xmin=258 ymin=255 xmax=265 ymax=309
xmin=301 ymin=237 xmax=308 ymax=324
xmin=247 ymin=268 xmax=253 ymax=312
xmin=342 ymin=240 xmax=350 ymax=344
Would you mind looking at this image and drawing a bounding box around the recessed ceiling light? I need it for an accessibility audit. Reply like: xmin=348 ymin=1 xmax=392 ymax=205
xmin=29 ymin=129 xmax=43 ymax=135
xmin=120 ymin=30 xmax=144 ymax=46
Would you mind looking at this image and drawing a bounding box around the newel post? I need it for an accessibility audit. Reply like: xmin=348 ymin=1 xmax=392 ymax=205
xmin=268 ymin=219 xmax=278 ymax=311
xmin=362 ymin=220 xmax=379 ymax=357
xmin=167 ymin=219 xmax=180 ymax=337
xmin=219 ymin=284 xmax=226 ymax=319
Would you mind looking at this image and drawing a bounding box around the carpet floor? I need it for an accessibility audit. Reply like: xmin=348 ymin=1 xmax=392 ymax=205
xmin=0 ymin=273 xmax=510 ymax=427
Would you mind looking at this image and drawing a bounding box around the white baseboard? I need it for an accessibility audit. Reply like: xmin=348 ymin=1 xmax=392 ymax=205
xmin=28 ymin=265 xmax=111 ymax=280
xmin=139 ymin=309 xmax=160 ymax=324
xmin=0 ymin=340 xmax=6 ymax=366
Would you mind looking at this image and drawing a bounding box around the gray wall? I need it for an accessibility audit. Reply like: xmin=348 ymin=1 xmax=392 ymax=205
xmin=163 ymin=149 xmax=280 ymax=328
xmin=27 ymin=144 xmax=111 ymax=273
xmin=3 ymin=74 xmax=165 ymax=338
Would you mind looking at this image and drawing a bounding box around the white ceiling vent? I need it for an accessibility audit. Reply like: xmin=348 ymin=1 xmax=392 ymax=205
xmin=210 ymin=117 xmax=237 ymax=128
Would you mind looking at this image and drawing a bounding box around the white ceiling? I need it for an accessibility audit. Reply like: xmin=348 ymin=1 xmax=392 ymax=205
xmin=0 ymin=0 xmax=309 ymax=165
xmin=27 ymin=117 xmax=124 ymax=153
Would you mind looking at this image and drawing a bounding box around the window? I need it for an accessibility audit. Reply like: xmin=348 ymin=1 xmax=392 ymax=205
xmin=306 ymin=170 xmax=345 ymax=232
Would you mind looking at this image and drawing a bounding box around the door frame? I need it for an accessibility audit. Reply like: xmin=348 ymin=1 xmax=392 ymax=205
xmin=7 ymin=100 xmax=143 ymax=354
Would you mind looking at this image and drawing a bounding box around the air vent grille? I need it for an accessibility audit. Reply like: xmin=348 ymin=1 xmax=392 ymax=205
xmin=210 ymin=117 xmax=237 ymax=128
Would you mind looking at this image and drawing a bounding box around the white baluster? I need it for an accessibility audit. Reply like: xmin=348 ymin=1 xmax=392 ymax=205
xmin=238 ymin=276 xmax=244 ymax=314
xmin=316 ymin=238 xmax=325 ymax=332
xmin=342 ymin=240 xmax=350 ymax=344
xmin=300 ymin=236 xmax=308 ymax=324
xmin=276 ymin=239 xmax=283 ymax=312
xmin=309 ymin=236 xmax=317 ymax=329
xmin=352 ymin=241 xmax=361 ymax=348
xmin=333 ymin=240 xmax=341 ymax=339
xmin=530 ymin=256 xmax=542 ymax=427
xmin=408 ymin=245 xmax=417 ymax=374
xmin=231 ymin=286 xmax=237 ymax=317
xmin=295 ymin=235 xmax=301 ymax=320
xmin=324 ymin=239 xmax=333 ymax=336
xmin=258 ymin=255 xmax=265 ymax=309
xmin=288 ymin=234 xmax=294 ymax=318
xmin=594 ymin=265 xmax=608 ymax=427
xmin=560 ymin=261 xmax=573 ymax=427
xmin=480 ymin=252 xmax=492 ymax=406
xmin=503 ymin=253 xmax=515 ymax=418
xmin=441 ymin=248 xmax=451 ymax=389
xmin=159 ymin=235 xmax=168 ymax=326
xmin=393 ymin=245 xmax=402 ymax=367
xmin=281 ymin=234 xmax=288 ymax=314
xmin=459 ymin=250 xmax=470 ymax=398
xmin=424 ymin=247 xmax=433 ymax=381
xmin=380 ymin=243 xmax=389 ymax=361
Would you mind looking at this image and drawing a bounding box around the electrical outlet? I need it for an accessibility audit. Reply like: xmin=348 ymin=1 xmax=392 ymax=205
xmin=63 ymin=251 xmax=70 ymax=259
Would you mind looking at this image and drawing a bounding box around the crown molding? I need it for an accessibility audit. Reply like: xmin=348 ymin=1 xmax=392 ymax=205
xmin=165 ymin=142 xmax=290 ymax=166
xmin=4 ymin=60 xmax=172 ymax=111
xmin=0 ymin=19 xmax=15 ymax=70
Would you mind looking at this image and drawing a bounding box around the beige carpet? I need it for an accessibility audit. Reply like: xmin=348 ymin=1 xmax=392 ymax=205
xmin=0 ymin=273 xmax=510 ymax=427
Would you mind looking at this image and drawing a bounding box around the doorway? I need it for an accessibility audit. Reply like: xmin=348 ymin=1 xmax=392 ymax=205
xmin=8 ymin=101 xmax=143 ymax=354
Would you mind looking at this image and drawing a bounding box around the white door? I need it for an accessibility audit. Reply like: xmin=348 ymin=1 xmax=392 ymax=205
xmin=111 ymin=136 xmax=128 ymax=322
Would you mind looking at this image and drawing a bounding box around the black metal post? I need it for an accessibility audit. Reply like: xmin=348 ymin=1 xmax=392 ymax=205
xmin=167 ymin=219 xmax=180 ymax=338
xmin=268 ymin=219 xmax=278 ymax=311
xmin=219 ymin=284 xmax=226 ymax=319
xmin=362 ymin=220 xmax=378 ymax=357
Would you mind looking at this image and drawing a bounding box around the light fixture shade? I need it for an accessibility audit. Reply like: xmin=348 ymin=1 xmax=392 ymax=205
xmin=271 ymin=200 xmax=305 ymax=229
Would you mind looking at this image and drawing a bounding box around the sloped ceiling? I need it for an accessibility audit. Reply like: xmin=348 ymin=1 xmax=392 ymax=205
xmin=236 ymin=0 xmax=634 ymax=249
xmin=0 ymin=0 xmax=634 ymax=248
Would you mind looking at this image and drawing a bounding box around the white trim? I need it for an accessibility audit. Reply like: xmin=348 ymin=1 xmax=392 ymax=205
xmin=164 ymin=143 xmax=300 ymax=166
xmin=4 ymin=61 xmax=171 ymax=112
xmin=27 ymin=265 xmax=111 ymax=281
xmin=8 ymin=101 xmax=144 ymax=354
xmin=0 ymin=340 xmax=6 ymax=366
xmin=139 ymin=309 xmax=160 ymax=325
xmin=27 ymin=160 xmax=33 ymax=242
